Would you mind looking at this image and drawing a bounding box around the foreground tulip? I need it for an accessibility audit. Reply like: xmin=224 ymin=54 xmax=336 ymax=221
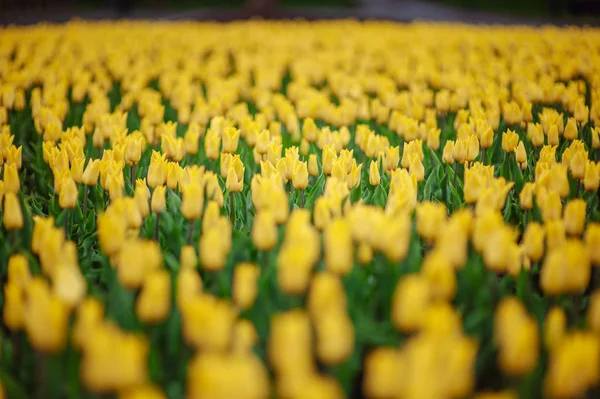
xmin=136 ymin=269 xmax=171 ymax=324
xmin=252 ymin=210 xmax=278 ymax=251
xmin=233 ymin=263 xmax=259 ymax=310
xmin=3 ymin=192 xmax=23 ymax=230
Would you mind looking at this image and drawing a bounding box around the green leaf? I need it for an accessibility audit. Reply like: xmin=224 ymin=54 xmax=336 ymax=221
xmin=423 ymin=165 xmax=439 ymax=201
xmin=0 ymin=371 xmax=28 ymax=399
xmin=305 ymin=173 xmax=325 ymax=209
xmin=372 ymin=184 xmax=387 ymax=207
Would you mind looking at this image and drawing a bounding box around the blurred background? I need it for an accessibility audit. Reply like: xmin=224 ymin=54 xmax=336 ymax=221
xmin=1 ymin=0 xmax=599 ymax=25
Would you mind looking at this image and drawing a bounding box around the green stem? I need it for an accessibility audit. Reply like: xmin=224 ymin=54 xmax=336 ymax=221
xmin=130 ymin=164 xmax=136 ymax=192
xmin=187 ymin=219 xmax=194 ymax=245
xmin=299 ymin=189 xmax=304 ymax=208
xmin=65 ymin=210 xmax=70 ymax=239
xmin=155 ymin=212 xmax=160 ymax=243
xmin=229 ymin=191 xmax=235 ymax=227
xmin=83 ymin=186 xmax=88 ymax=216
xmin=481 ymin=147 xmax=486 ymax=164
xmin=453 ymin=162 xmax=458 ymax=188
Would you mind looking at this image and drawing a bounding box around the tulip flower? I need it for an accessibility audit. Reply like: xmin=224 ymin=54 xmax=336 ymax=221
xmin=233 ymin=262 xmax=259 ymax=310
xmin=494 ymin=297 xmax=539 ymax=376
xmin=369 ymin=160 xmax=380 ymax=186
xmin=544 ymin=307 xmax=566 ymax=350
xmin=3 ymin=192 xmax=23 ymax=230
xmin=502 ymin=130 xmax=519 ymax=153
xmin=136 ymin=269 xmax=171 ymax=324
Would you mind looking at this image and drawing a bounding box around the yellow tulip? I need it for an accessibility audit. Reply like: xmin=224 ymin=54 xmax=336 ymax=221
xmin=82 ymin=159 xmax=101 ymax=186
xmin=225 ymin=156 xmax=244 ymax=192
xmin=442 ymin=140 xmax=455 ymax=164
xmin=324 ymin=218 xmax=353 ymax=275
xmin=180 ymin=245 xmax=198 ymax=270
xmin=391 ymin=274 xmax=430 ymax=332
xmin=24 ymin=277 xmax=69 ymax=353
xmin=515 ymin=141 xmax=527 ymax=165
xmin=181 ymin=182 xmax=204 ymax=221
xmin=204 ymin=129 xmax=221 ymax=160
xmin=584 ymin=161 xmax=599 ymax=191
xmin=494 ymin=297 xmax=539 ymax=376
xmin=125 ymin=136 xmax=142 ymax=166
xmin=151 ymin=185 xmax=166 ymax=213
xmin=147 ymin=152 xmax=166 ymax=188
xmin=292 ymin=161 xmax=309 ymax=190
xmin=544 ymin=307 xmax=566 ymax=349
xmin=585 ymin=223 xmax=600 ymax=266
xmin=543 ymin=332 xmax=599 ymax=399
xmin=3 ymin=192 xmax=23 ymax=230
xmin=563 ymin=117 xmax=578 ymax=141
xmin=3 ymin=162 xmax=19 ymax=193
xmin=233 ymin=262 xmax=259 ymax=310
xmin=315 ymin=311 xmax=354 ymax=365
xmin=521 ymin=222 xmax=545 ymax=262
xmin=222 ymin=126 xmax=240 ymax=153
xmin=252 ymin=210 xmax=278 ymax=251
xmin=59 ymin=175 xmax=78 ymax=209
xmin=136 ymin=269 xmax=171 ymax=324
xmin=564 ymin=199 xmax=586 ymax=236
xmin=501 ymin=130 xmax=519 ymax=153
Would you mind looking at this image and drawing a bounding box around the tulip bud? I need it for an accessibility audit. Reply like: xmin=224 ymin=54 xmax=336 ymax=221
xmin=494 ymin=297 xmax=539 ymax=376
xmin=501 ymin=130 xmax=519 ymax=153
xmin=82 ymin=159 xmax=101 ymax=186
xmin=516 ymin=141 xmax=527 ymax=164
xmin=151 ymin=186 xmax=166 ymax=213
xmin=181 ymin=182 xmax=204 ymax=221
xmin=563 ymin=117 xmax=578 ymax=141
xmin=200 ymin=225 xmax=230 ymax=272
xmin=324 ymin=218 xmax=353 ymax=275
xmin=180 ymin=245 xmax=198 ymax=270
xmin=292 ymin=161 xmax=309 ymax=190
xmin=584 ymin=161 xmax=600 ymax=191
xmin=3 ymin=162 xmax=19 ymax=193
xmin=426 ymin=127 xmax=441 ymax=150
xmin=256 ymin=130 xmax=270 ymax=155
xmin=222 ymin=126 xmax=240 ymax=154
xmin=544 ymin=307 xmax=566 ymax=349
xmin=267 ymin=142 xmax=282 ymax=166
xmin=59 ymin=176 xmax=78 ymax=209
xmin=252 ymin=210 xmax=278 ymax=251
xmin=564 ymin=199 xmax=586 ymax=236
xmin=522 ymin=222 xmax=545 ymax=262
xmin=147 ymin=153 xmax=166 ymax=188
xmin=391 ymin=274 xmax=430 ymax=332
xmin=529 ymin=123 xmax=545 ymax=147
xmin=136 ymin=269 xmax=171 ymax=324
xmin=24 ymin=278 xmax=69 ymax=354
xmin=233 ymin=262 xmax=259 ymax=310
xmin=369 ymin=160 xmax=380 ymax=186
xmin=3 ymin=192 xmax=23 ymax=230
xmin=125 ymin=137 xmax=142 ymax=166
xmin=585 ymin=223 xmax=600 ymax=266
xmin=204 ymin=129 xmax=221 ymax=160
xmin=3 ymin=281 xmax=25 ymax=330
xmin=570 ymin=150 xmax=586 ymax=181
xmin=408 ymin=153 xmax=425 ymax=182
xmin=184 ymin=126 xmax=201 ymax=155
xmin=384 ymin=146 xmax=400 ymax=172
xmin=592 ymin=127 xmax=599 ymax=149
xmin=442 ymin=140 xmax=455 ymax=164
xmin=225 ymin=156 xmax=244 ymax=192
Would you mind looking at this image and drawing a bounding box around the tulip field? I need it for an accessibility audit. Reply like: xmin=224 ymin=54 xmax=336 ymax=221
xmin=1 ymin=20 xmax=600 ymax=399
